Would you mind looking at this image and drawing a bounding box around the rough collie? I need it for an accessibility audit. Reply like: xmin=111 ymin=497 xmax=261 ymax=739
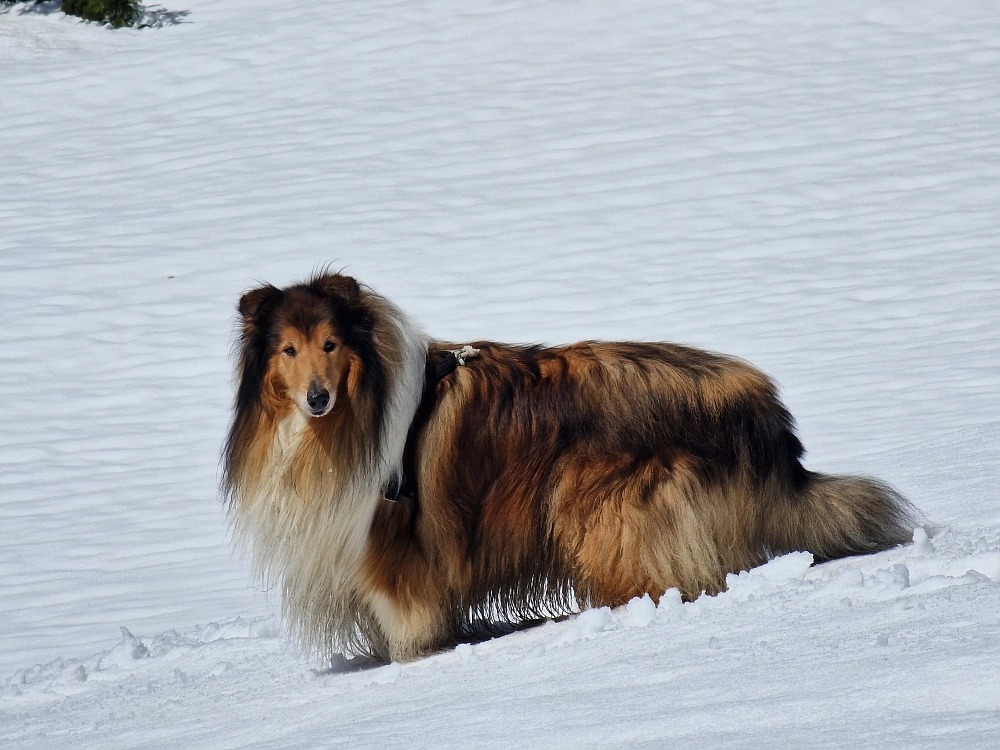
xmin=223 ymin=272 xmax=915 ymax=662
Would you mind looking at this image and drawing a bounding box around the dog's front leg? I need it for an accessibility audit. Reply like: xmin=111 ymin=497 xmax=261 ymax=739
xmin=365 ymin=590 xmax=452 ymax=662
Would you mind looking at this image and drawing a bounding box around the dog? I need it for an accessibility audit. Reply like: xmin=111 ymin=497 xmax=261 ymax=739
xmin=223 ymin=272 xmax=915 ymax=662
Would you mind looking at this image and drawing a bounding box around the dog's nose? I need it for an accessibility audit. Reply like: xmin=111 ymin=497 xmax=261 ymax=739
xmin=306 ymin=386 xmax=330 ymax=414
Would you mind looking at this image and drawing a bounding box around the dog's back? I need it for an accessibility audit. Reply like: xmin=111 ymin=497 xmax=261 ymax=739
xmin=369 ymin=340 xmax=915 ymax=634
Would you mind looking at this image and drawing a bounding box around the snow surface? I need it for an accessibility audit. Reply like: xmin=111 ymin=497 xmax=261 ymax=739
xmin=1 ymin=0 xmax=999 ymax=746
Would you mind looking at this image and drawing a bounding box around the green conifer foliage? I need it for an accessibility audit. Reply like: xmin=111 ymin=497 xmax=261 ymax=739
xmin=61 ymin=0 xmax=142 ymax=28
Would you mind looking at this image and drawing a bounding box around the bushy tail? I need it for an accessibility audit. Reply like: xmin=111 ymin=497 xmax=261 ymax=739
xmin=767 ymin=473 xmax=917 ymax=562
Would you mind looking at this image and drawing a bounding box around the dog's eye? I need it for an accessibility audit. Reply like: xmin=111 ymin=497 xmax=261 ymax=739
xmin=324 ymin=341 xmax=337 ymax=353
xmin=283 ymin=346 xmax=296 ymax=357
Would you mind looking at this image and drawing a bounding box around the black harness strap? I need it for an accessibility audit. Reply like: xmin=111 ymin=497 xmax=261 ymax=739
xmin=382 ymin=349 xmax=461 ymax=503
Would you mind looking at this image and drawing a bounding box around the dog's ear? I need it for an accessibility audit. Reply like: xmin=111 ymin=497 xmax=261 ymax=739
xmin=310 ymin=274 xmax=374 ymax=343
xmin=238 ymin=285 xmax=282 ymax=329
xmin=313 ymin=274 xmax=361 ymax=305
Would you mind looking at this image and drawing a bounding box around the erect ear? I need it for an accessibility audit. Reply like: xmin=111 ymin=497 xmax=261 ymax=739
xmin=238 ymin=284 xmax=282 ymax=328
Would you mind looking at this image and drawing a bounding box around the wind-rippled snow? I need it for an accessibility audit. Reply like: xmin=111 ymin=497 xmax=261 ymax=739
xmin=1 ymin=0 xmax=998 ymax=747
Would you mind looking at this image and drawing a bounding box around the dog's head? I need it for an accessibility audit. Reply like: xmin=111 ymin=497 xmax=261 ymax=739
xmin=237 ymin=274 xmax=372 ymax=419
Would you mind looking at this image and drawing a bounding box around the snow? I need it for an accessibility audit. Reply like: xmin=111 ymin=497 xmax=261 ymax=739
xmin=1 ymin=0 xmax=999 ymax=746
xmin=5 ymin=532 xmax=1000 ymax=747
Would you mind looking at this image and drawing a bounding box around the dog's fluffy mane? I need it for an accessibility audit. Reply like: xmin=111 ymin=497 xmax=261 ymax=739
xmin=223 ymin=274 xmax=427 ymax=657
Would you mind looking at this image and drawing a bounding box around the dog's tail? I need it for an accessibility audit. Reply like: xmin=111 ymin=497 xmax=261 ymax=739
xmin=765 ymin=473 xmax=917 ymax=562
